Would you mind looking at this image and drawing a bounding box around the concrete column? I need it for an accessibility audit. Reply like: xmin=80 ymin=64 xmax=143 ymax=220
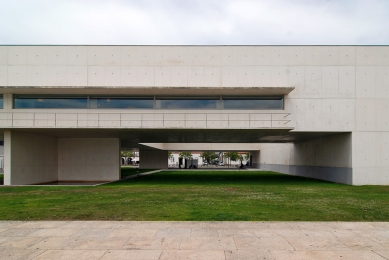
xmin=139 ymin=150 xmax=168 ymax=169
xmin=3 ymin=93 xmax=13 ymax=111
xmin=4 ymin=131 xmax=11 ymax=185
xmin=58 ymin=138 xmax=120 ymax=181
xmin=251 ymin=151 xmax=260 ymax=168
xmin=4 ymin=131 xmax=58 ymax=185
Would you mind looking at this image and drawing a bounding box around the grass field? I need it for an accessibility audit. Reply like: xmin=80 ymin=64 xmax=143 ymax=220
xmin=0 ymin=170 xmax=388 ymax=221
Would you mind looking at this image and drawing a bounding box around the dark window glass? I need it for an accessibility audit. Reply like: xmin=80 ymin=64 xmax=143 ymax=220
xmin=89 ymin=97 xmax=154 ymax=109
xmin=0 ymin=95 xmax=3 ymax=109
xmin=223 ymin=97 xmax=283 ymax=110
xmin=157 ymin=97 xmax=219 ymax=109
xmin=14 ymin=96 xmax=87 ymax=108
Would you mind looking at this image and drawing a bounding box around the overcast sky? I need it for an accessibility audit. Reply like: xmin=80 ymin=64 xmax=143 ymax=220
xmin=0 ymin=0 xmax=388 ymax=45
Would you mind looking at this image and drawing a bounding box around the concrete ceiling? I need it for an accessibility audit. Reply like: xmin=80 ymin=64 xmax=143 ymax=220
xmin=0 ymin=128 xmax=350 ymax=150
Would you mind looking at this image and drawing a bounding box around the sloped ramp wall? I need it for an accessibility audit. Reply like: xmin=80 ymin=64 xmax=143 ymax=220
xmin=258 ymin=133 xmax=352 ymax=185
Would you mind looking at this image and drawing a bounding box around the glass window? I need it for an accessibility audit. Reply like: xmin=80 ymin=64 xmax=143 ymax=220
xmin=89 ymin=97 xmax=154 ymax=109
xmin=223 ymin=96 xmax=283 ymax=110
xmin=14 ymin=95 xmax=88 ymax=109
xmin=0 ymin=95 xmax=3 ymax=109
xmin=156 ymin=97 xmax=220 ymax=109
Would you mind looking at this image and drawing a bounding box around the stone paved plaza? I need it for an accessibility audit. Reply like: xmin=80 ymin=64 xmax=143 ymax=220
xmin=0 ymin=221 xmax=388 ymax=259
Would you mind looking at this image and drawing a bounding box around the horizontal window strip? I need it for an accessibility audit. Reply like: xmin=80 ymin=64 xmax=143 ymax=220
xmin=12 ymin=95 xmax=283 ymax=110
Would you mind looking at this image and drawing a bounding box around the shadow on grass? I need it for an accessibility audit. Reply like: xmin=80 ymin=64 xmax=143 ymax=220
xmin=120 ymin=167 xmax=155 ymax=179
xmin=112 ymin=170 xmax=338 ymax=186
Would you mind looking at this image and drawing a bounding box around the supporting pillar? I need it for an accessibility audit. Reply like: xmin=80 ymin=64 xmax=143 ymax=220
xmin=4 ymin=131 xmax=58 ymax=185
xmin=139 ymin=149 xmax=168 ymax=169
xmin=251 ymin=151 xmax=260 ymax=168
xmin=58 ymin=138 xmax=120 ymax=182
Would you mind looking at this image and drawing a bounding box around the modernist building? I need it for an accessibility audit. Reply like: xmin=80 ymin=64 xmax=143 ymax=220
xmin=0 ymin=45 xmax=388 ymax=185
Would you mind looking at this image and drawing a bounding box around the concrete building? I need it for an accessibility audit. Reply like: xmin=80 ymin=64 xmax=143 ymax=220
xmin=0 ymin=45 xmax=388 ymax=185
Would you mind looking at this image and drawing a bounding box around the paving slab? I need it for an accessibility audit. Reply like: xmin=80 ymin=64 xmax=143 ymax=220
xmin=0 ymin=221 xmax=387 ymax=259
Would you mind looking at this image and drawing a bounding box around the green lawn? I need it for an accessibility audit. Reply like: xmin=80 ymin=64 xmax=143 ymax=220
xmin=0 ymin=170 xmax=388 ymax=221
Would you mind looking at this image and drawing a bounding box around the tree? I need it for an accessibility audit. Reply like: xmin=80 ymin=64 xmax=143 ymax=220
xmin=168 ymin=151 xmax=174 ymax=161
xmin=224 ymin=152 xmax=239 ymax=167
xmin=244 ymin=152 xmax=250 ymax=165
xmin=200 ymin=151 xmax=217 ymax=163
xmin=120 ymin=151 xmax=134 ymax=166
xmin=178 ymin=151 xmax=193 ymax=159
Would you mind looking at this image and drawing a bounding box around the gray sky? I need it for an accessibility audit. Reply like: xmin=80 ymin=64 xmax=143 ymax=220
xmin=0 ymin=0 xmax=388 ymax=45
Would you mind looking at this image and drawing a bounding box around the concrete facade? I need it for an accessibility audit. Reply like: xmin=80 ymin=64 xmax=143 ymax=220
xmin=0 ymin=45 xmax=388 ymax=185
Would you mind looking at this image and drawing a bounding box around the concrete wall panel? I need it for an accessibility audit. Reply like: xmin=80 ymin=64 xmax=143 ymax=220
xmin=321 ymin=66 xmax=338 ymax=97
xmin=376 ymin=66 xmax=389 ymax=98
xmin=47 ymin=46 xmax=68 ymax=65
xmin=287 ymin=66 xmax=304 ymax=97
xmin=5 ymin=131 xmax=58 ymax=185
xmin=47 ymin=66 xmax=68 ymax=86
xmin=137 ymin=66 xmax=154 ymax=86
xmin=27 ymin=46 xmax=48 ymax=65
xmin=104 ymin=66 xmax=121 ymax=86
xmin=171 ymin=66 xmax=188 ymax=87
xmin=338 ymin=99 xmax=355 ymax=131
xmin=7 ymin=46 xmax=28 ymax=65
xmin=155 ymin=66 xmax=171 ymax=86
xmin=288 ymin=46 xmax=305 ymax=66
xmin=28 ymin=66 xmax=47 ymax=86
xmin=338 ymin=66 xmax=356 ymax=98
xmin=0 ymin=65 xmax=7 ymax=85
xmin=120 ymin=46 xmax=138 ymax=65
xmin=88 ymin=66 xmax=105 ymax=86
xmin=188 ymin=66 xmax=204 ymax=87
xmin=338 ymin=46 xmax=356 ymax=65
xmin=7 ymin=66 xmax=27 ymax=86
xmin=137 ymin=46 xmax=155 ymax=66
xmin=356 ymin=66 xmax=376 ymax=98
xmin=304 ymin=66 xmax=322 ymax=96
xmin=376 ymin=99 xmax=389 ymax=131
xmin=58 ymin=138 xmax=120 ymax=181
xmin=88 ymin=46 xmax=121 ymax=66
xmin=120 ymin=66 xmax=138 ymax=86
xmin=67 ymin=46 xmax=88 ymax=65
xmin=203 ymin=47 xmax=221 ymax=66
xmin=321 ymin=46 xmax=339 ymax=65
xmin=254 ymin=66 xmax=272 ymax=86
xmin=67 ymin=66 xmax=87 ymax=86
xmin=303 ymin=47 xmax=322 ymax=66
xmin=255 ymin=47 xmax=274 ymax=65
xmin=355 ymin=99 xmax=376 ymax=131
xmin=237 ymin=46 xmax=256 ymax=66
xmin=221 ymin=66 xmax=238 ymax=87
xmin=221 ymin=46 xmax=237 ymax=66
xmin=0 ymin=46 xmax=7 ymax=65
xmin=271 ymin=66 xmax=288 ymax=87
